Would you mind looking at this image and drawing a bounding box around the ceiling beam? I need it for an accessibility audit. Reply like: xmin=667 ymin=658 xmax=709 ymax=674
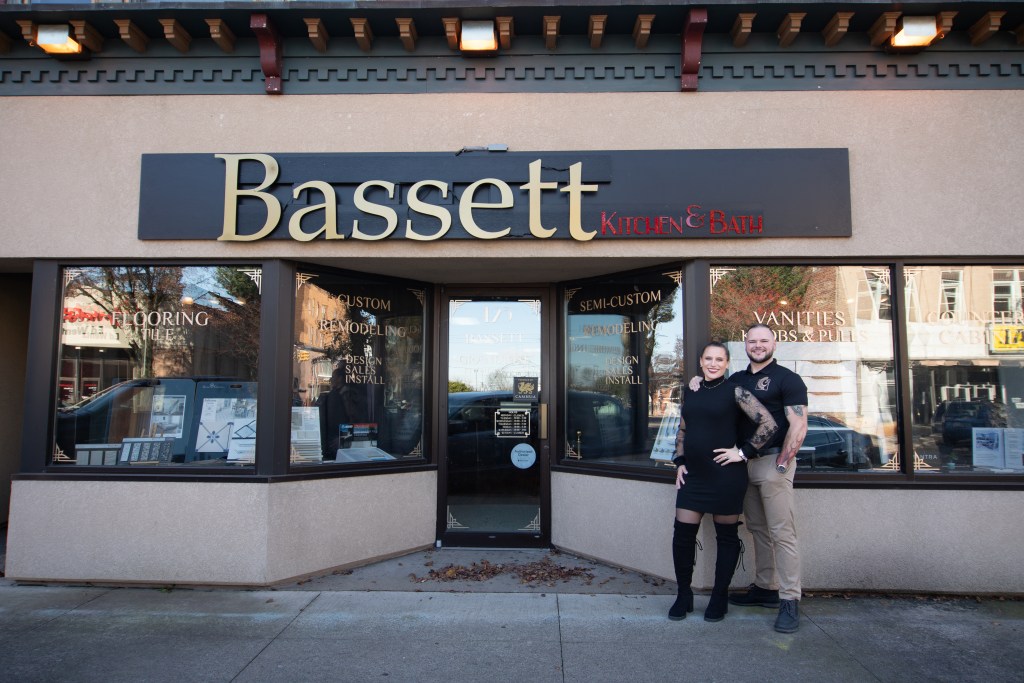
xmin=114 ymin=19 xmax=149 ymax=53
xmin=730 ymin=13 xmax=755 ymax=47
xmin=588 ymin=14 xmax=607 ymax=49
xmin=633 ymin=14 xmax=655 ymax=49
xmin=206 ymin=18 xmax=236 ymax=53
xmin=303 ymin=18 xmax=329 ymax=53
xmin=159 ymin=18 xmax=191 ymax=53
xmin=822 ymin=12 xmax=854 ymax=47
xmin=351 ymin=18 xmax=373 ymax=52
xmin=777 ymin=13 xmax=805 ymax=48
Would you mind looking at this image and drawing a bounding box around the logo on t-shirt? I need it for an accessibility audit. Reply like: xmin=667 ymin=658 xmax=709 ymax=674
xmin=756 ymin=377 xmax=771 ymax=391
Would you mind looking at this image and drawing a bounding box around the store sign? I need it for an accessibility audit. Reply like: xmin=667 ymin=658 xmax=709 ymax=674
xmin=495 ymin=409 xmax=531 ymax=438
xmin=138 ymin=149 xmax=851 ymax=242
xmin=991 ymin=324 xmax=1024 ymax=353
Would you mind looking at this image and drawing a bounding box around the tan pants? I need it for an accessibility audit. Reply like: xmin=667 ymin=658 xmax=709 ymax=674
xmin=744 ymin=455 xmax=801 ymax=600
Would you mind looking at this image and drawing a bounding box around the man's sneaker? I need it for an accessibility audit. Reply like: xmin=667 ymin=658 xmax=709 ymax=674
xmin=774 ymin=599 xmax=800 ymax=633
xmin=728 ymin=583 xmax=781 ymax=608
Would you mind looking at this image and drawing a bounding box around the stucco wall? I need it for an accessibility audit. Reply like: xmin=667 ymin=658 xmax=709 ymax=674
xmin=0 ymin=91 xmax=1021 ymax=281
xmin=5 ymin=472 xmax=436 ymax=585
xmin=3 ymin=90 xmax=1022 ymax=590
xmin=552 ymin=472 xmax=1024 ymax=595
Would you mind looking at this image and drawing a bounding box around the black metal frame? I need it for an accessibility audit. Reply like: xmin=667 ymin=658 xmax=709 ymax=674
xmin=435 ymin=284 xmax=555 ymax=548
xmin=17 ymin=256 xmax=1024 ymax=493
xmin=552 ymin=258 xmax=1024 ymax=490
xmin=17 ymin=258 xmax=437 ymax=482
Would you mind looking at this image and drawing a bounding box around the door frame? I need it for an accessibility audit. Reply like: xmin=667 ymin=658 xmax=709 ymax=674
xmin=434 ymin=284 xmax=556 ymax=547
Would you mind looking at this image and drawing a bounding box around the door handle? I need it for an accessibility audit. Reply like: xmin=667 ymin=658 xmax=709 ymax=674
xmin=540 ymin=403 xmax=548 ymax=440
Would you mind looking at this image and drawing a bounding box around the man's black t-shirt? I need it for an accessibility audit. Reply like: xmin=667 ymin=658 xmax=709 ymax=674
xmin=729 ymin=358 xmax=808 ymax=453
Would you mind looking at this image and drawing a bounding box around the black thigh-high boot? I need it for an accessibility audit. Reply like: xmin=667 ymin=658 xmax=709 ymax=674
xmin=704 ymin=521 xmax=742 ymax=622
xmin=669 ymin=520 xmax=700 ymax=620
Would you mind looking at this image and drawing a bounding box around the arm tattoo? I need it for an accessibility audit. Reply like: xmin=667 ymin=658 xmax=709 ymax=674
xmin=674 ymin=416 xmax=686 ymax=459
xmin=671 ymin=417 xmax=688 ymax=458
xmin=735 ymin=387 xmax=779 ymax=449
xmin=787 ymin=405 xmax=805 ymax=417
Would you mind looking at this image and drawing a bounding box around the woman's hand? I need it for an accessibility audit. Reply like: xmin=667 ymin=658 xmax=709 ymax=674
xmin=675 ymin=465 xmax=688 ymax=489
xmin=687 ymin=375 xmax=702 ymax=391
xmin=712 ymin=446 xmax=744 ymax=465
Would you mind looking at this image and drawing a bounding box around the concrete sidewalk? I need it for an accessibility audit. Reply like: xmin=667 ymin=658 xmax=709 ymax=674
xmin=0 ymin=549 xmax=1021 ymax=682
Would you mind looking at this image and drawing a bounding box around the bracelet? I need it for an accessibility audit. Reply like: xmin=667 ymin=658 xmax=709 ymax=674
xmin=736 ymin=448 xmax=748 ymax=462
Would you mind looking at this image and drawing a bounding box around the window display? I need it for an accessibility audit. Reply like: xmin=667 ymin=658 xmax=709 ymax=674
xmin=53 ymin=265 xmax=261 ymax=467
xmin=291 ymin=269 xmax=425 ymax=466
xmin=710 ymin=265 xmax=898 ymax=472
xmin=563 ymin=269 xmax=684 ymax=470
xmin=906 ymin=265 xmax=1024 ymax=475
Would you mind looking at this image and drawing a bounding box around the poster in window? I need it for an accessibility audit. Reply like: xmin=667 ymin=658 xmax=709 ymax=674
xmin=195 ymin=397 xmax=257 ymax=458
xmin=971 ymin=428 xmax=1004 ymax=469
xmin=150 ymin=394 xmax=187 ymax=438
xmin=650 ymin=404 xmax=680 ymax=463
xmin=1002 ymin=429 xmax=1024 ymax=471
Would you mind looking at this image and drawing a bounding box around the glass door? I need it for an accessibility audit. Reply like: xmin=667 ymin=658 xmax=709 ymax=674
xmin=442 ymin=294 xmax=547 ymax=546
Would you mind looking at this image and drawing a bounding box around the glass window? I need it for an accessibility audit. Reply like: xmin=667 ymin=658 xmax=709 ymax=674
xmin=908 ymin=265 xmax=1024 ymax=476
xmin=711 ymin=265 xmax=898 ymax=473
xmin=992 ymin=269 xmax=1024 ymax=318
xmin=564 ymin=269 xmax=684 ymax=471
xmin=291 ymin=269 xmax=425 ymax=466
xmin=940 ymin=270 xmax=965 ymax=320
xmin=54 ymin=266 xmax=261 ymax=467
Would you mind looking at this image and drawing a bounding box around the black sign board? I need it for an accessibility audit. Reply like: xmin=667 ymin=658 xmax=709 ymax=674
xmin=495 ymin=409 xmax=531 ymax=438
xmin=138 ymin=149 xmax=851 ymax=242
xmin=513 ymin=377 xmax=539 ymax=402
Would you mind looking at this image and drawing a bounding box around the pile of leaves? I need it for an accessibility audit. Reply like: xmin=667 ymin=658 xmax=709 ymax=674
xmin=411 ymin=556 xmax=595 ymax=586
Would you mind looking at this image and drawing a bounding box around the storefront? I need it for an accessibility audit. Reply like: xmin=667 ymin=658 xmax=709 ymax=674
xmin=1 ymin=0 xmax=1022 ymax=593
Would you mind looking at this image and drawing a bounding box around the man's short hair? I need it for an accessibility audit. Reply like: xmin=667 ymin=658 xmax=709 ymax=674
xmin=745 ymin=323 xmax=776 ymax=338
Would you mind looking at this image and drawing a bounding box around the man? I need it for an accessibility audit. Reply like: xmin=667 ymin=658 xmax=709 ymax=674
xmin=690 ymin=323 xmax=808 ymax=633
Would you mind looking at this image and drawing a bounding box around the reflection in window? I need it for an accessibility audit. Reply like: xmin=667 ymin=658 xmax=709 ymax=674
xmin=908 ymin=266 xmax=1024 ymax=475
xmin=711 ymin=265 xmax=898 ymax=472
xmin=993 ymin=269 xmax=1024 ymax=318
xmin=564 ymin=270 xmax=684 ymax=470
xmin=291 ymin=270 xmax=425 ymax=466
xmin=54 ymin=266 xmax=261 ymax=467
xmin=857 ymin=268 xmax=891 ymax=321
xmin=904 ymin=268 xmax=924 ymax=323
xmin=940 ymin=269 xmax=964 ymax=321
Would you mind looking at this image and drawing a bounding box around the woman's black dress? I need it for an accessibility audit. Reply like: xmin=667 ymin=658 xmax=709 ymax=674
xmin=675 ymin=383 xmax=748 ymax=515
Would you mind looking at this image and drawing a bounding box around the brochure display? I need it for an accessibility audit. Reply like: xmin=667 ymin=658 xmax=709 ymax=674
xmin=150 ymin=394 xmax=187 ymax=438
xmin=290 ymin=407 xmax=322 ymax=463
xmin=650 ymin=404 xmax=680 ymax=463
xmin=972 ymin=427 xmax=1024 ymax=471
xmin=187 ymin=381 xmax=258 ymax=463
xmin=195 ymin=397 xmax=257 ymax=462
xmin=62 ymin=378 xmax=258 ymax=466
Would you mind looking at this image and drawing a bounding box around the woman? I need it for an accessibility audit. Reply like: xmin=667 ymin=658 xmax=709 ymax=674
xmin=669 ymin=341 xmax=778 ymax=622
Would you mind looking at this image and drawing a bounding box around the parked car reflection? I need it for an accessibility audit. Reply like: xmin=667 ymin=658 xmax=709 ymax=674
xmin=931 ymin=399 xmax=1008 ymax=447
xmin=565 ymin=391 xmax=633 ymax=459
xmin=56 ymin=377 xmax=255 ymax=465
xmin=796 ymin=414 xmax=881 ymax=470
xmin=447 ymin=391 xmax=540 ymax=495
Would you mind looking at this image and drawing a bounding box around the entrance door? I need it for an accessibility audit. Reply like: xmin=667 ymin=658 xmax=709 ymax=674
xmin=441 ymin=292 xmax=549 ymax=547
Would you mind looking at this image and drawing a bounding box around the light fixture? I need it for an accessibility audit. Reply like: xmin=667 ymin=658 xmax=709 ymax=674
xmin=890 ymin=16 xmax=939 ymax=49
xmin=36 ymin=24 xmax=83 ymax=55
xmin=460 ymin=20 xmax=497 ymax=54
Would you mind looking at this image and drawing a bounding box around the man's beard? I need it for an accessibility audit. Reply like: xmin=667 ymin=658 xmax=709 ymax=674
xmin=747 ymin=348 xmax=774 ymax=363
